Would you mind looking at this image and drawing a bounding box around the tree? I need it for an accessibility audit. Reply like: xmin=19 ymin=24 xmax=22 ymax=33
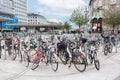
xmin=63 ymin=22 xmax=71 ymax=32
xmin=70 ymin=7 xmax=88 ymax=29
xmin=103 ymin=7 xmax=120 ymax=29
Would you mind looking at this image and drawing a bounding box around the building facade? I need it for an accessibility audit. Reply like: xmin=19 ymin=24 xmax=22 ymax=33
xmin=0 ymin=0 xmax=27 ymax=23
xmin=28 ymin=13 xmax=48 ymax=24
xmin=89 ymin=0 xmax=120 ymax=32
xmin=89 ymin=0 xmax=120 ymax=18
xmin=0 ymin=0 xmax=27 ymax=31
xmin=13 ymin=0 xmax=27 ymax=23
xmin=0 ymin=0 xmax=14 ymax=16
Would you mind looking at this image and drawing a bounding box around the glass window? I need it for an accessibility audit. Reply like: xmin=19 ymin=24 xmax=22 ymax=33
xmin=98 ymin=0 xmax=102 ymax=6
xmin=110 ymin=0 xmax=116 ymax=4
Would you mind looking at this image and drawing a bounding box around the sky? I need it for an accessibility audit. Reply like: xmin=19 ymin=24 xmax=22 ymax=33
xmin=27 ymin=0 xmax=89 ymax=24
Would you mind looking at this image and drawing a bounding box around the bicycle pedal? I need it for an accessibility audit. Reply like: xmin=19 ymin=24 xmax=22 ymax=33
xmin=68 ymin=65 xmax=71 ymax=68
xmin=68 ymin=66 xmax=71 ymax=68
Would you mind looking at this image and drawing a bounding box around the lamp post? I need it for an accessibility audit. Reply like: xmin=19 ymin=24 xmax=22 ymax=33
xmin=84 ymin=7 xmax=89 ymax=32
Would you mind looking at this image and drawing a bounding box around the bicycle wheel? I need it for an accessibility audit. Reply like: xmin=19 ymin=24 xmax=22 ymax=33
xmin=19 ymin=50 xmax=22 ymax=62
xmin=88 ymin=54 xmax=93 ymax=64
xmin=104 ymin=45 xmax=108 ymax=56
xmin=93 ymin=52 xmax=100 ymax=70
xmin=44 ymin=50 xmax=50 ymax=65
xmin=109 ymin=44 xmax=112 ymax=53
xmin=13 ymin=45 xmax=22 ymax=62
xmin=22 ymin=51 xmax=30 ymax=67
xmin=73 ymin=55 xmax=86 ymax=72
xmin=0 ymin=48 xmax=1 ymax=59
xmin=8 ymin=48 xmax=17 ymax=60
xmin=95 ymin=41 xmax=100 ymax=50
xmin=31 ymin=59 xmax=40 ymax=70
xmin=11 ymin=49 xmax=17 ymax=60
xmin=58 ymin=50 xmax=67 ymax=65
xmin=50 ymin=53 xmax=58 ymax=72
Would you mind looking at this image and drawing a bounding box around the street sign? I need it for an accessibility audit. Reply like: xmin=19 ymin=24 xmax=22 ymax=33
xmin=21 ymin=27 xmax=26 ymax=31
xmin=1 ymin=16 xmax=18 ymax=30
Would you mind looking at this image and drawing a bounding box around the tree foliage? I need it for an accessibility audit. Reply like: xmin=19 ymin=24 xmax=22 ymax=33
xmin=103 ymin=7 xmax=120 ymax=29
xmin=70 ymin=7 xmax=88 ymax=29
xmin=63 ymin=21 xmax=71 ymax=31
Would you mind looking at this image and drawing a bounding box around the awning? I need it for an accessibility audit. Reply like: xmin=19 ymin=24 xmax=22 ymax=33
xmin=0 ymin=17 xmax=12 ymax=22
xmin=1 ymin=29 xmax=13 ymax=31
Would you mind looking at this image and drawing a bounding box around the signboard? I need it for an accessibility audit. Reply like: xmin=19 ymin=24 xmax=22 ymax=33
xmin=40 ymin=28 xmax=45 ymax=31
xmin=2 ymin=16 xmax=18 ymax=30
xmin=21 ymin=27 xmax=26 ymax=31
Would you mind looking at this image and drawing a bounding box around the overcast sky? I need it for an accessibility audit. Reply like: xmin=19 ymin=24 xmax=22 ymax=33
xmin=28 ymin=0 xmax=89 ymax=24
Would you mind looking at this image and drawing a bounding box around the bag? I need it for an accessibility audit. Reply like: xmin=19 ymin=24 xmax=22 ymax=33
xmin=57 ymin=41 xmax=67 ymax=51
xmin=81 ymin=38 xmax=87 ymax=44
xmin=5 ymin=38 xmax=12 ymax=45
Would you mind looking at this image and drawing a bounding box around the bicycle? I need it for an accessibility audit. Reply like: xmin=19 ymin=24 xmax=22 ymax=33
xmin=57 ymin=39 xmax=87 ymax=72
xmin=57 ymin=40 xmax=69 ymax=65
xmin=21 ymin=41 xmax=30 ymax=67
xmin=110 ymin=36 xmax=118 ymax=53
xmin=31 ymin=48 xmax=45 ymax=70
xmin=0 ymin=39 xmax=2 ymax=59
xmin=86 ymin=40 xmax=100 ymax=70
xmin=103 ymin=36 xmax=112 ymax=56
xmin=31 ymin=41 xmax=58 ymax=72
xmin=44 ymin=41 xmax=58 ymax=72
xmin=12 ymin=38 xmax=22 ymax=62
xmin=68 ymin=41 xmax=87 ymax=72
xmin=4 ymin=37 xmax=13 ymax=60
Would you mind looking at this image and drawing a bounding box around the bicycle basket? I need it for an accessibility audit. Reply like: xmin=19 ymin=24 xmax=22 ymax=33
xmin=104 ymin=37 xmax=110 ymax=43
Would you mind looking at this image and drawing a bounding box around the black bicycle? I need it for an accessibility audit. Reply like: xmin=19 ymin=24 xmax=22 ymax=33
xmin=103 ymin=36 xmax=112 ymax=56
xmin=58 ymin=40 xmax=87 ymax=72
xmin=68 ymin=42 xmax=87 ymax=72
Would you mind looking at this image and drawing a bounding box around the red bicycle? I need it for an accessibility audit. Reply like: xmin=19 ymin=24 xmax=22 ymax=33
xmin=31 ymin=48 xmax=46 ymax=70
xmin=31 ymin=41 xmax=58 ymax=72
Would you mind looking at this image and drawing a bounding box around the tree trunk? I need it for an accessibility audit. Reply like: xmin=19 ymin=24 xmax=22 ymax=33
xmin=113 ymin=24 xmax=115 ymax=30
xmin=78 ymin=24 xmax=80 ymax=33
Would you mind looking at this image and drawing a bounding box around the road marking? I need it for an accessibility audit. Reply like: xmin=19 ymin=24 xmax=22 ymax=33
xmin=5 ymin=68 xmax=29 ymax=80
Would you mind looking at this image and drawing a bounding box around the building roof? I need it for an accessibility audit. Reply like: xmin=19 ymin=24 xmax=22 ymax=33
xmin=27 ymin=13 xmax=47 ymax=20
xmin=28 ymin=13 xmax=44 ymax=17
xmin=6 ymin=22 xmax=62 ymax=28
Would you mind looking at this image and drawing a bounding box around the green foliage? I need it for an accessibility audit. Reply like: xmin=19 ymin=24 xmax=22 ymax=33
xmin=103 ymin=8 xmax=120 ymax=29
xmin=70 ymin=8 xmax=88 ymax=29
xmin=63 ymin=22 xmax=71 ymax=31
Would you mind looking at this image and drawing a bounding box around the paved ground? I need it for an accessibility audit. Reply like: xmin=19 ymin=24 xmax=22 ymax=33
xmin=0 ymin=46 xmax=120 ymax=80
xmin=115 ymin=76 xmax=120 ymax=80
